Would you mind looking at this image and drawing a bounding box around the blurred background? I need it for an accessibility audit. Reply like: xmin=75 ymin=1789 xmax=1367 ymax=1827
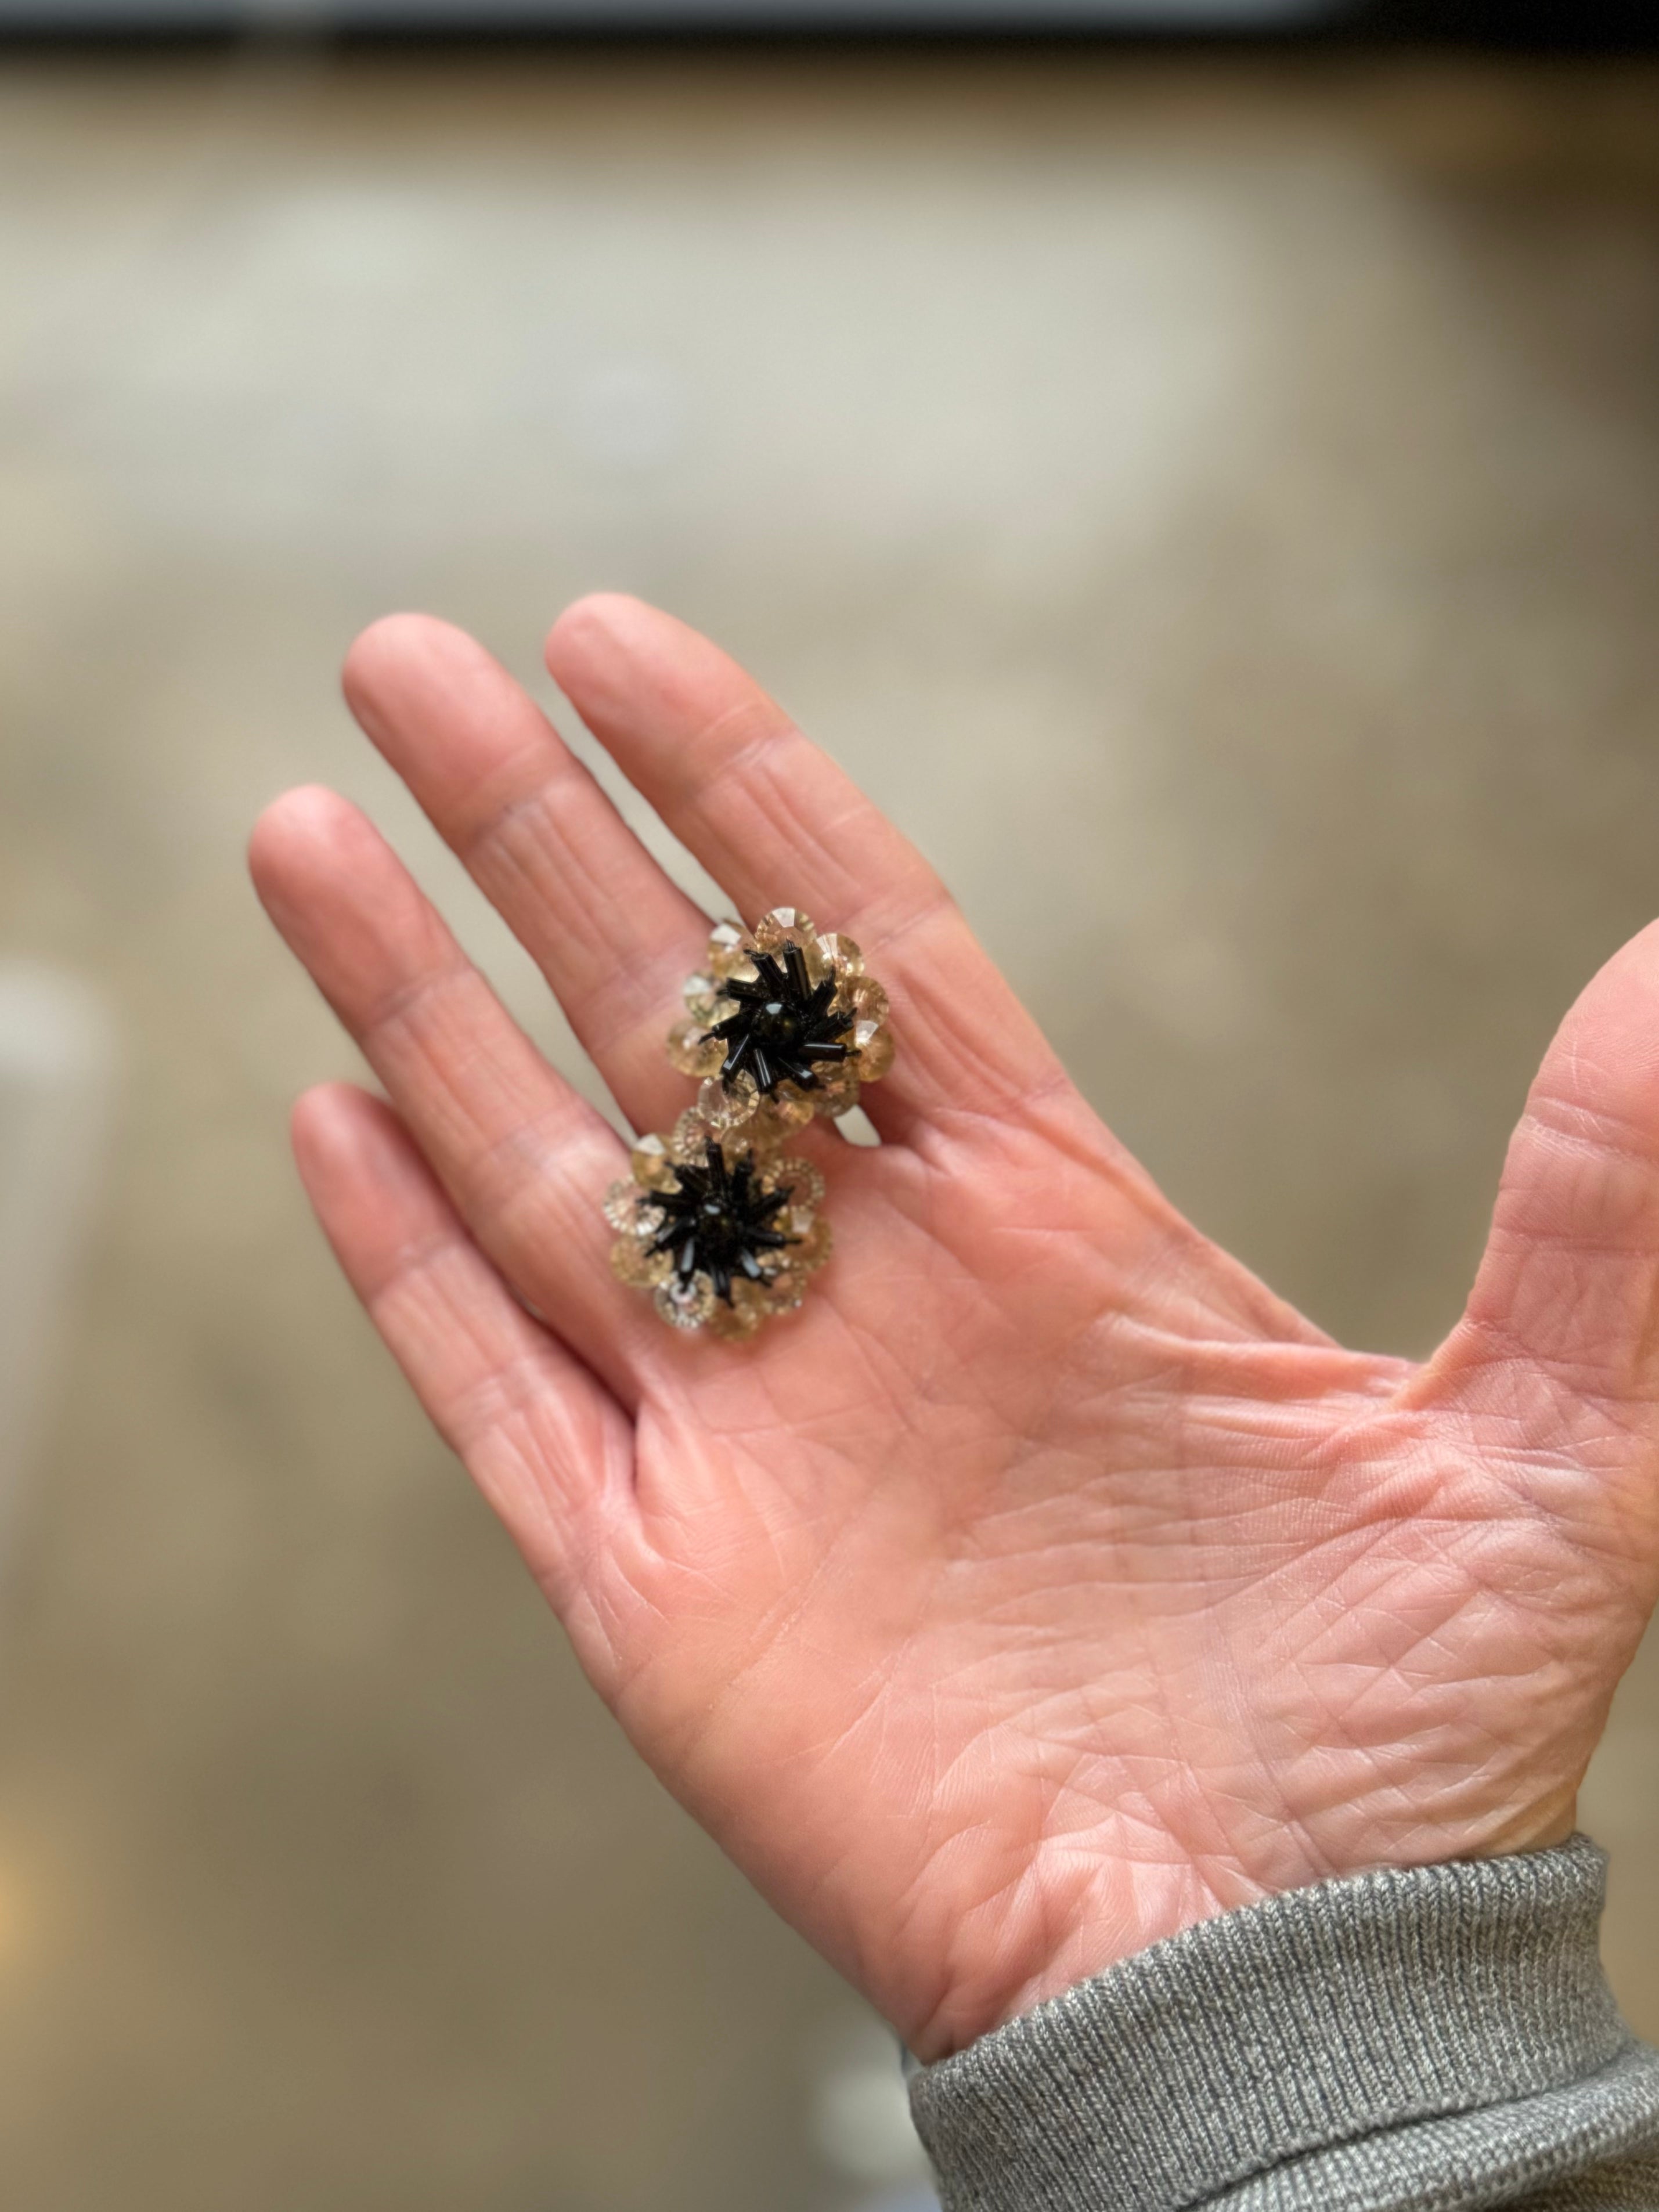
xmin=2 ymin=12 xmax=1659 ymax=2211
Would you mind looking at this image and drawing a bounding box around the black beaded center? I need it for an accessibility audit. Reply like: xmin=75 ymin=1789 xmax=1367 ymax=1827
xmin=648 ymin=1144 xmax=797 ymax=1304
xmin=709 ymin=942 xmax=852 ymax=1096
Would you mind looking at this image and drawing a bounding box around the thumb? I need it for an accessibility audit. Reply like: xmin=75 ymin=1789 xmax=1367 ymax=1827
xmin=1418 ymin=919 xmax=1659 ymax=1460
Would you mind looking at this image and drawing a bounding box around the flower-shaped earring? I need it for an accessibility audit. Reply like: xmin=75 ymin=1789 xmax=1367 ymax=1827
xmin=607 ymin=908 xmax=889 ymax=1340
xmin=668 ymin=908 xmax=894 ymax=1140
xmin=606 ymin=1105 xmax=831 ymax=1340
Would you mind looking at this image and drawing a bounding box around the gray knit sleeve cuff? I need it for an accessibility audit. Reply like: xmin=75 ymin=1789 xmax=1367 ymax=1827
xmin=907 ymin=1836 xmax=1659 ymax=2212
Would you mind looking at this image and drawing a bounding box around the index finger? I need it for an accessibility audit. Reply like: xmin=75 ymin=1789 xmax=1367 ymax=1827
xmin=544 ymin=596 xmax=1066 ymax=1140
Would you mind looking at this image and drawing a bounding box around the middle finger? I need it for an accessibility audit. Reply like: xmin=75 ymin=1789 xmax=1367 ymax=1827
xmin=342 ymin=612 xmax=709 ymax=1136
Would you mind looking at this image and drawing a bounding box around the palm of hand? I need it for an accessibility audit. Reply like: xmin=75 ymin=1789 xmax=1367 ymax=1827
xmin=252 ymin=597 xmax=1659 ymax=2062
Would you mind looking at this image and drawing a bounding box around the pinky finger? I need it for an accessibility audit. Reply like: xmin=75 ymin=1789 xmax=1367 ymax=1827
xmin=291 ymin=1081 xmax=635 ymax=1615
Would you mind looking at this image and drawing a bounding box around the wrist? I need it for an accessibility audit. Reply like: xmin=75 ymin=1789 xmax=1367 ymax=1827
xmin=909 ymin=1796 xmax=1586 ymax=2062
xmin=908 ymin=1838 xmax=1643 ymax=2212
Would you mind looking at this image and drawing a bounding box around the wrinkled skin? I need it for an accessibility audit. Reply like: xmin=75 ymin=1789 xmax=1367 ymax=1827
xmin=250 ymin=597 xmax=1659 ymax=2063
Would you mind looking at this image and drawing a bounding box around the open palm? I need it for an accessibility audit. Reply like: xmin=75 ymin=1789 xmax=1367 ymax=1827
xmin=250 ymin=597 xmax=1659 ymax=2063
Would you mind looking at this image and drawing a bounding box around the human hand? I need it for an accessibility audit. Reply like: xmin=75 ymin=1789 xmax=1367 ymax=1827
xmin=249 ymin=597 xmax=1659 ymax=2063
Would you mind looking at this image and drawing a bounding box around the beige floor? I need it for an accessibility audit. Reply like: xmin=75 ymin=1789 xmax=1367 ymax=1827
xmin=2 ymin=44 xmax=1659 ymax=2212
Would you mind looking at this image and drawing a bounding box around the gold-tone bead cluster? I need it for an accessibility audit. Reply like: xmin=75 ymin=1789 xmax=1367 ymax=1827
xmin=604 ymin=908 xmax=893 ymax=1339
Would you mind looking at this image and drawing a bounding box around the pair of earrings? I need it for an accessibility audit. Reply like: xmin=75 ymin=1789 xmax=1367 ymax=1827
xmin=603 ymin=908 xmax=893 ymax=1340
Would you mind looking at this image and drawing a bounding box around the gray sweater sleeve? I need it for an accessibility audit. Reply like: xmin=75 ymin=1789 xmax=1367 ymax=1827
xmin=907 ymin=1836 xmax=1659 ymax=2212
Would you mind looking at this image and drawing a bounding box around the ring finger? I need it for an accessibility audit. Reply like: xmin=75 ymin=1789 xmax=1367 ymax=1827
xmin=249 ymin=782 xmax=661 ymax=1401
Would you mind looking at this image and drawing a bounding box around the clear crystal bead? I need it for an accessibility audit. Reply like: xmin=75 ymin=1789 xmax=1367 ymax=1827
xmin=801 ymin=934 xmax=834 ymax=987
xmin=708 ymin=1279 xmax=768 ymax=1341
xmin=759 ymin=1268 xmax=808 ymax=1315
xmin=654 ymin=1276 xmax=715 ymax=1331
xmin=792 ymin=1216 xmax=833 ymax=1275
xmin=671 ymin=1106 xmax=719 ymax=1164
xmin=629 ymin=1132 xmax=678 ymax=1191
xmin=611 ymin=1236 xmax=673 ymax=1289
xmin=603 ymin=1178 xmax=637 ymax=1233
xmin=604 ymin=1180 xmax=665 ymax=1236
xmin=810 ymin=1064 xmax=860 ymax=1116
xmin=753 ymin=908 xmax=816 ymax=956
xmin=697 ymin=1074 xmax=758 ymax=1134
xmin=706 ymin=920 xmax=748 ymax=980
xmin=755 ymin=1085 xmax=816 ymax=1136
xmin=852 ymin=1022 xmax=894 ymax=1081
xmin=767 ymin=1156 xmax=824 ymax=1211
xmin=815 ymin=931 xmax=863 ymax=980
xmin=667 ymin=1019 xmax=725 ymax=1079
xmin=848 ymin=976 xmax=889 ymax=1025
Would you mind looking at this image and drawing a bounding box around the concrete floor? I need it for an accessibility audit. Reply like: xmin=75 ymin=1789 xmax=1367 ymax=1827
xmin=2 ymin=43 xmax=1658 ymax=2212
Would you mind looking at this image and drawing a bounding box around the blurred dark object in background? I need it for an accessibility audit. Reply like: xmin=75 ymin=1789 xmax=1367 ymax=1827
xmin=1365 ymin=0 xmax=1659 ymax=48
xmin=0 ymin=0 xmax=1654 ymax=48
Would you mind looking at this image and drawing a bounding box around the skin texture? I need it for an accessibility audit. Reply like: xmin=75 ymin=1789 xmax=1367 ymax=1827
xmin=249 ymin=596 xmax=1659 ymax=2065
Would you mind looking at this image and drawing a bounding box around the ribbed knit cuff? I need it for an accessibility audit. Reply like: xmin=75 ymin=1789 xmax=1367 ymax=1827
xmin=908 ymin=1837 xmax=1659 ymax=2212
